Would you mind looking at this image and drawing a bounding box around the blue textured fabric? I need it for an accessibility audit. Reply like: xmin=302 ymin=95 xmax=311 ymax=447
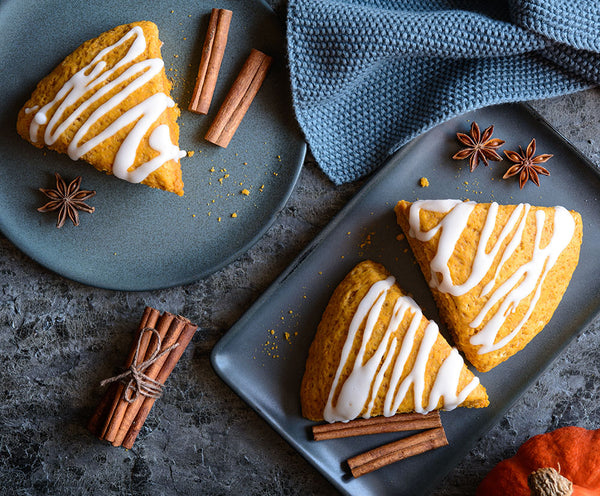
xmin=286 ymin=0 xmax=600 ymax=184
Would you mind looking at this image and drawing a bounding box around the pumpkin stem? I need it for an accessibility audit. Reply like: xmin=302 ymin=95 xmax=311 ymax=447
xmin=528 ymin=467 xmax=573 ymax=496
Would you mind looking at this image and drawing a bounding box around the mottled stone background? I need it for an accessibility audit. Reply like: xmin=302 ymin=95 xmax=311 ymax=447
xmin=1 ymin=1 xmax=599 ymax=495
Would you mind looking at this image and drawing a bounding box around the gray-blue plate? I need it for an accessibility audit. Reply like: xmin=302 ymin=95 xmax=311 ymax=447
xmin=212 ymin=104 xmax=600 ymax=496
xmin=0 ymin=0 xmax=305 ymax=291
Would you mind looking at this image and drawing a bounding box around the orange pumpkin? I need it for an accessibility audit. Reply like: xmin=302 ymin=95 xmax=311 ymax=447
xmin=476 ymin=426 xmax=600 ymax=496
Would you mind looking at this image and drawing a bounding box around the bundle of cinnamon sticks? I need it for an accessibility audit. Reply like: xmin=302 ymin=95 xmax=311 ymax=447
xmin=312 ymin=411 xmax=448 ymax=477
xmin=88 ymin=307 xmax=197 ymax=449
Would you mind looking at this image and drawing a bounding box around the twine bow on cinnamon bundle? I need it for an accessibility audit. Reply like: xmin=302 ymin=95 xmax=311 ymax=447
xmin=100 ymin=327 xmax=178 ymax=403
xmin=88 ymin=307 xmax=198 ymax=449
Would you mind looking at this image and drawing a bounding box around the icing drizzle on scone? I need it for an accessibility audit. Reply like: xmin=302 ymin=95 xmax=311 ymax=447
xmin=407 ymin=200 xmax=575 ymax=354
xmin=323 ymin=276 xmax=479 ymax=423
xmin=26 ymin=26 xmax=185 ymax=184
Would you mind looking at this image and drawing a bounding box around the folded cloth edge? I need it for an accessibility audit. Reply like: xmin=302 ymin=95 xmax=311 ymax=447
xmin=286 ymin=0 xmax=597 ymax=185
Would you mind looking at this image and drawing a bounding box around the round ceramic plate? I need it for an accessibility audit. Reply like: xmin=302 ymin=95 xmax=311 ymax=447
xmin=0 ymin=0 xmax=305 ymax=290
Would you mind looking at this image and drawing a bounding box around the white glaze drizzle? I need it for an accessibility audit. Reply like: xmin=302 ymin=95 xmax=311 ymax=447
xmin=26 ymin=26 xmax=185 ymax=184
xmin=469 ymin=207 xmax=575 ymax=353
xmin=323 ymin=276 xmax=479 ymax=423
xmin=407 ymin=200 xmax=576 ymax=355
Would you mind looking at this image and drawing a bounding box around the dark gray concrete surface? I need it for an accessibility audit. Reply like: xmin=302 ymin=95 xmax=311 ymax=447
xmin=1 ymin=1 xmax=599 ymax=493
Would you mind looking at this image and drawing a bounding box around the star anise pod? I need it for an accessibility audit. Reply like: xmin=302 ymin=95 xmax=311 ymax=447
xmin=502 ymin=138 xmax=552 ymax=189
xmin=452 ymin=122 xmax=505 ymax=172
xmin=38 ymin=172 xmax=96 ymax=228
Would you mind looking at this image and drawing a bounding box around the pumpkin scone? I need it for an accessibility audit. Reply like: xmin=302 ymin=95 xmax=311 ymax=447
xmin=300 ymin=260 xmax=488 ymax=423
xmin=395 ymin=200 xmax=583 ymax=373
xmin=17 ymin=21 xmax=186 ymax=195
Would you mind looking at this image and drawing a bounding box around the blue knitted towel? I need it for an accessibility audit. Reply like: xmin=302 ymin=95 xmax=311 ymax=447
xmin=286 ymin=0 xmax=600 ymax=184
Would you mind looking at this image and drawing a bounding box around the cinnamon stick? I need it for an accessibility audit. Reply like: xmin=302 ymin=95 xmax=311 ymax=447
xmin=189 ymin=8 xmax=232 ymax=114
xmin=102 ymin=312 xmax=175 ymax=443
xmin=312 ymin=412 xmax=441 ymax=441
xmin=97 ymin=309 xmax=163 ymax=439
xmin=111 ymin=316 xmax=188 ymax=446
xmin=347 ymin=427 xmax=448 ymax=478
xmin=205 ymin=48 xmax=272 ymax=148
xmin=87 ymin=306 xmax=160 ymax=437
xmin=121 ymin=320 xmax=198 ymax=449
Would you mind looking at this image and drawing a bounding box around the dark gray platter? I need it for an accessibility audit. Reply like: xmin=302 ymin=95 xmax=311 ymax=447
xmin=212 ymin=103 xmax=600 ymax=496
xmin=0 ymin=0 xmax=305 ymax=291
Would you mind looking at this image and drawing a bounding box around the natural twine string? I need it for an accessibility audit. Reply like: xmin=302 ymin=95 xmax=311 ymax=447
xmin=100 ymin=327 xmax=179 ymax=403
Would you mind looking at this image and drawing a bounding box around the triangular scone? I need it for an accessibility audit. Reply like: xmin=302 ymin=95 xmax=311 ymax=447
xmin=301 ymin=260 xmax=488 ymax=422
xmin=395 ymin=200 xmax=583 ymax=373
xmin=16 ymin=21 xmax=186 ymax=195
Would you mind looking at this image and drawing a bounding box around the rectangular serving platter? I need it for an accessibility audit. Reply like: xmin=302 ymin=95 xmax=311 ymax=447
xmin=211 ymin=103 xmax=600 ymax=496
